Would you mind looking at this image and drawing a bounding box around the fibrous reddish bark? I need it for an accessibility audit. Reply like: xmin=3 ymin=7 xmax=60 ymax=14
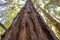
xmin=2 ymin=0 xmax=58 ymax=40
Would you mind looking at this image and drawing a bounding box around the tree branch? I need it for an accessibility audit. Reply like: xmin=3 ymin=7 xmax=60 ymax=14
xmin=0 ymin=23 xmax=7 ymax=31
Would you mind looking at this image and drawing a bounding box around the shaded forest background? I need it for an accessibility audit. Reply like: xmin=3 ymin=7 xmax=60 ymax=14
xmin=0 ymin=0 xmax=60 ymax=40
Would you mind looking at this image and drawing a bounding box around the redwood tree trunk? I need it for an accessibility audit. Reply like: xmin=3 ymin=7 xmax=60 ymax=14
xmin=2 ymin=0 xmax=58 ymax=40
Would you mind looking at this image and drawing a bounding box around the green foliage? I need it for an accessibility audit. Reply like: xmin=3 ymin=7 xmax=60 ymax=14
xmin=0 ymin=0 xmax=20 ymax=35
xmin=4 ymin=0 xmax=20 ymax=27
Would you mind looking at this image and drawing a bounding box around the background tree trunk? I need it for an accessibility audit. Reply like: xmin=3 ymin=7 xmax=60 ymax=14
xmin=39 ymin=6 xmax=60 ymax=31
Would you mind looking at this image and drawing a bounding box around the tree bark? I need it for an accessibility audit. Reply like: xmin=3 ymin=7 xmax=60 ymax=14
xmin=2 ymin=0 xmax=58 ymax=40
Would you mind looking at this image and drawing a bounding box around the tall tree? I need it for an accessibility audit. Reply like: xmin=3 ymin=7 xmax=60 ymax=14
xmin=2 ymin=0 xmax=58 ymax=40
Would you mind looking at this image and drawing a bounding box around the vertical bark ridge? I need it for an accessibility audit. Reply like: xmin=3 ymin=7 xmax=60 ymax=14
xmin=27 ymin=14 xmax=38 ymax=40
